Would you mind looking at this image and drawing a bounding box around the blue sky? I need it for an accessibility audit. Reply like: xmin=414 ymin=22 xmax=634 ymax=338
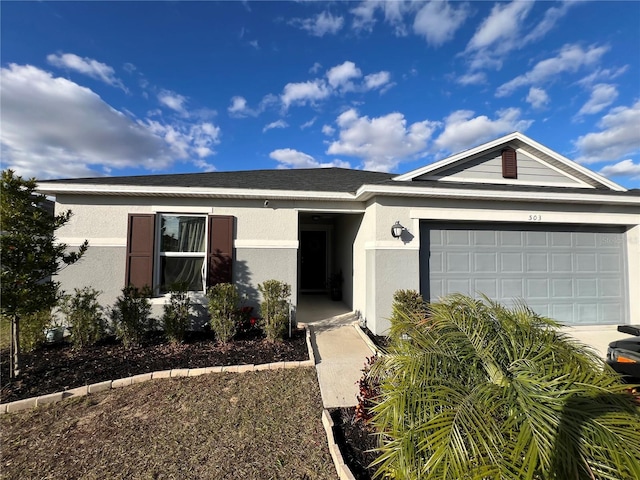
xmin=1 ymin=1 xmax=639 ymax=188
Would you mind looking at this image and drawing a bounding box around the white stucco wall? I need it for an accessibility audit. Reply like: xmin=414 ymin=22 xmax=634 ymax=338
xmin=55 ymin=194 xmax=365 ymax=318
xmin=361 ymin=196 xmax=640 ymax=353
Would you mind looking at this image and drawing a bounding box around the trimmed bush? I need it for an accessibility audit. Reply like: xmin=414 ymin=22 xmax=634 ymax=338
xmin=110 ymin=285 xmax=153 ymax=348
xmin=207 ymin=283 xmax=239 ymax=344
xmin=389 ymin=289 xmax=425 ymax=343
xmin=18 ymin=310 xmax=52 ymax=352
xmin=258 ymin=279 xmax=291 ymax=342
xmin=61 ymin=287 xmax=104 ymax=349
xmin=162 ymin=286 xmax=192 ymax=343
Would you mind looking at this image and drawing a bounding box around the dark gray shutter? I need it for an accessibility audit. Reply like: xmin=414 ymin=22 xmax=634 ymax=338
xmin=125 ymin=214 xmax=155 ymax=289
xmin=502 ymin=148 xmax=517 ymax=179
xmin=207 ymin=215 xmax=234 ymax=287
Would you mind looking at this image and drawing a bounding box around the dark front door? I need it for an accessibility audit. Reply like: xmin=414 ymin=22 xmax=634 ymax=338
xmin=301 ymin=230 xmax=327 ymax=291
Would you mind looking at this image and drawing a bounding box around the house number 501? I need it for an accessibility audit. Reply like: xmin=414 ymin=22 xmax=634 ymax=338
xmin=528 ymin=214 xmax=542 ymax=221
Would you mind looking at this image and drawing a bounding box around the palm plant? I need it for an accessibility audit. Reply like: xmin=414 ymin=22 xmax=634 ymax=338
xmin=370 ymin=294 xmax=640 ymax=480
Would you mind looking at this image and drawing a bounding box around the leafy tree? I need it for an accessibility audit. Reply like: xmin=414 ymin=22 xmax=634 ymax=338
xmin=371 ymin=294 xmax=640 ymax=480
xmin=0 ymin=169 xmax=88 ymax=377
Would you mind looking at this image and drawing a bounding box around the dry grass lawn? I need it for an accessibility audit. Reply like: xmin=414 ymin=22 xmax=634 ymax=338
xmin=1 ymin=367 xmax=336 ymax=480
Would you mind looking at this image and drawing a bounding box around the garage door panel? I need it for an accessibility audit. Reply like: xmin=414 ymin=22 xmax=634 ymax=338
xmin=577 ymin=279 xmax=597 ymax=297
xmin=552 ymin=253 xmax=573 ymax=272
xmin=526 ymin=231 xmax=548 ymax=246
xmin=600 ymin=254 xmax=622 ymax=272
xmin=501 ymin=253 xmax=523 ymax=272
xmin=526 ymin=253 xmax=548 ymax=272
xmin=526 ymin=279 xmax=549 ymax=298
xmin=552 ymin=232 xmax=572 ymax=246
xmin=475 ymin=279 xmax=497 ymax=297
xmin=576 ymin=254 xmax=597 ymax=272
xmin=447 ymin=252 xmax=470 ymax=272
xmin=421 ymin=223 xmax=628 ymax=325
xmin=475 ymin=253 xmax=497 ymax=272
xmin=600 ymin=278 xmax=623 ymax=298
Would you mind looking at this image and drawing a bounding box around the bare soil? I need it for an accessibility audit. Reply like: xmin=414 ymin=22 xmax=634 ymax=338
xmin=1 ymin=329 xmax=307 ymax=403
xmin=1 ymin=368 xmax=336 ymax=480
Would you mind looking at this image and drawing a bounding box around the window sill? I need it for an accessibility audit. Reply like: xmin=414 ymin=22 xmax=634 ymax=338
xmin=150 ymin=291 xmax=208 ymax=305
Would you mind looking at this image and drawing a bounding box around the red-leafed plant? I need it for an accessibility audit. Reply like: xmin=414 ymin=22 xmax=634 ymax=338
xmin=354 ymin=354 xmax=380 ymax=425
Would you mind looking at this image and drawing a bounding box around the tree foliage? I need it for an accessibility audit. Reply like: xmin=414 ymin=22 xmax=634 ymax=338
xmin=371 ymin=294 xmax=640 ymax=480
xmin=0 ymin=169 xmax=88 ymax=376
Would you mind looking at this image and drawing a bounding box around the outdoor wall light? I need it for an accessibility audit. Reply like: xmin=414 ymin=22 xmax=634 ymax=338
xmin=391 ymin=221 xmax=404 ymax=238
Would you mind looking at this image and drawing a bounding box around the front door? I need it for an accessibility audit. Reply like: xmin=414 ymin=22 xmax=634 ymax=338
xmin=300 ymin=230 xmax=327 ymax=291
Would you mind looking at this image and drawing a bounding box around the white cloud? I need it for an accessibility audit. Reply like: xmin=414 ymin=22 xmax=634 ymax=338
xmin=351 ymin=0 xmax=379 ymax=33
xmin=47 ymin=52 xmax=127 ymax=91
xmin=301 ymin=117 xmax=317 ymax=129
xmin=496 ymin=44 xmax=609 ymax=97
xmin=326 ymin=108 xmax=438 ymax=171
xmin=363 ymin=71 xmax=391 ymax=90
xmin=322 ymin=124 xmax=335 ymax=136
xmin=249 ymin=40 xmax=259 ymax=50
xmin=467 ymin=1 xmax=534 ymax=52
xmin=599 ymin=159 xmax=640 ymax=179
xmin=464 ymin=1 xmax=577 ymax=71
xmin=456 ymin=72 xmax=487 ymax=86
xmin=228 ymin=95 xmax=259 ymax=118
xmin=269 ymin=148 xmax=350 ymax=169
xmin=158 ymin=89 xmax=188 ymax=114
xmin=0 ymin=63 xmax=219 ymax=179
xmin=526 ymin=87 xmax=549 ymax=109
xmin=281 ymin=79 xmax=331 ymax=109
xmin=523 ymin=1 xmax=575 ymax=44
xmin=575 ymin=101 xmax=640 ymax=164
xmin=577 ymin=66 xmax=628 ymax=87
xmin=326 ymin=61 xmax=362 ymax=91
xmin=434 ymin=108 xmax=532 ymax=153
xmin=413 ymin=1 xmax=469 ymax=46
xmin=290 ymin=11 xmax=344 ymax=37
xmin=309 ymin=62 xmax=322 ymax=74
xmin=263 ymin=120 xmax=289 ymax=132
xmin=576 ymin=83 xmax=618 ymax=116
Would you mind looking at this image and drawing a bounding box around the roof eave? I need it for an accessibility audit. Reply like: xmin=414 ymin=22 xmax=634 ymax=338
xmin=355 ymin=184 xmax=640 ymax=205
xmin=36 ymin=183 xmax=357 ymax=201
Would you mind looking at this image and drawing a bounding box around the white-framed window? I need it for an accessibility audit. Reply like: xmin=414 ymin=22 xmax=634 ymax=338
xmin=157 ymin=214 xmax=207 ymax=292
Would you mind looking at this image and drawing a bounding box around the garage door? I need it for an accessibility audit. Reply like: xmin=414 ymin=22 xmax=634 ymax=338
xmin=420 ymin=223 xmax=628 ymax=325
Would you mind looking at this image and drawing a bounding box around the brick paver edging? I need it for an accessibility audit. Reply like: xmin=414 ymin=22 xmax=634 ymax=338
xmin=1 ymin=325 xmax=316 ymax=415
xmin=322 ymin=409 xmax=357 ymax=480
xmin=353 ymin=322 xmax=381 ymax=355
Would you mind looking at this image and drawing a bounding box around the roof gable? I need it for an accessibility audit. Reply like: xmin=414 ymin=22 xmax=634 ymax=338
xmin=393 ymin=132 xmax=626 ymax=192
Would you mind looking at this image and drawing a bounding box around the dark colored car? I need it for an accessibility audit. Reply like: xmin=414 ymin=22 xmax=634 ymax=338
xmin=606 ymin=325 xmax=640 ymax=383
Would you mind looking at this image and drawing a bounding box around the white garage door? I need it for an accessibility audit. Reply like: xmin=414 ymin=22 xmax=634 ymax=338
xmin=420 ymin=223 xmax=628 ymax=325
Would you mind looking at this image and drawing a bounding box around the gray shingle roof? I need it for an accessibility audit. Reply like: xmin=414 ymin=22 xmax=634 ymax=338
xmin=40 ymin=168 xmax=395 ymax=194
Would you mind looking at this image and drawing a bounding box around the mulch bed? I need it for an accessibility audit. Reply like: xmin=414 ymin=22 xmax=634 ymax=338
xmin=0 ymin=328 xmax=308 ymax=403
xmin=330 ymin=407 xmax=379 ymax=480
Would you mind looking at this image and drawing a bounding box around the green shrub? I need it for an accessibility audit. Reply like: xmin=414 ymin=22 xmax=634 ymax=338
xmin=110 ymin=285 xmax=153 ymax=348
xmin=389 ymin=289 xmax=425 ymax=343
xmin=61 ymin=287 xmax=104 ymax=349
xmin=162 ymin=286 xmax=191 ymax=343
xmin=207 ymin=283 xmax=239 ymax=344
xmin=18 ymin=310 xmax=52 ymax=352
xmin=258 ymin=279 xmax=291 ymax=342
xmin=371 ymin=294 xmax=640 ymax=480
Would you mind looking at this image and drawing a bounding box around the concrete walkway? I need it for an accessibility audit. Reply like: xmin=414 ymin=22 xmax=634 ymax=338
xmin=297 ymin=295 xmax=375 ymax=408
